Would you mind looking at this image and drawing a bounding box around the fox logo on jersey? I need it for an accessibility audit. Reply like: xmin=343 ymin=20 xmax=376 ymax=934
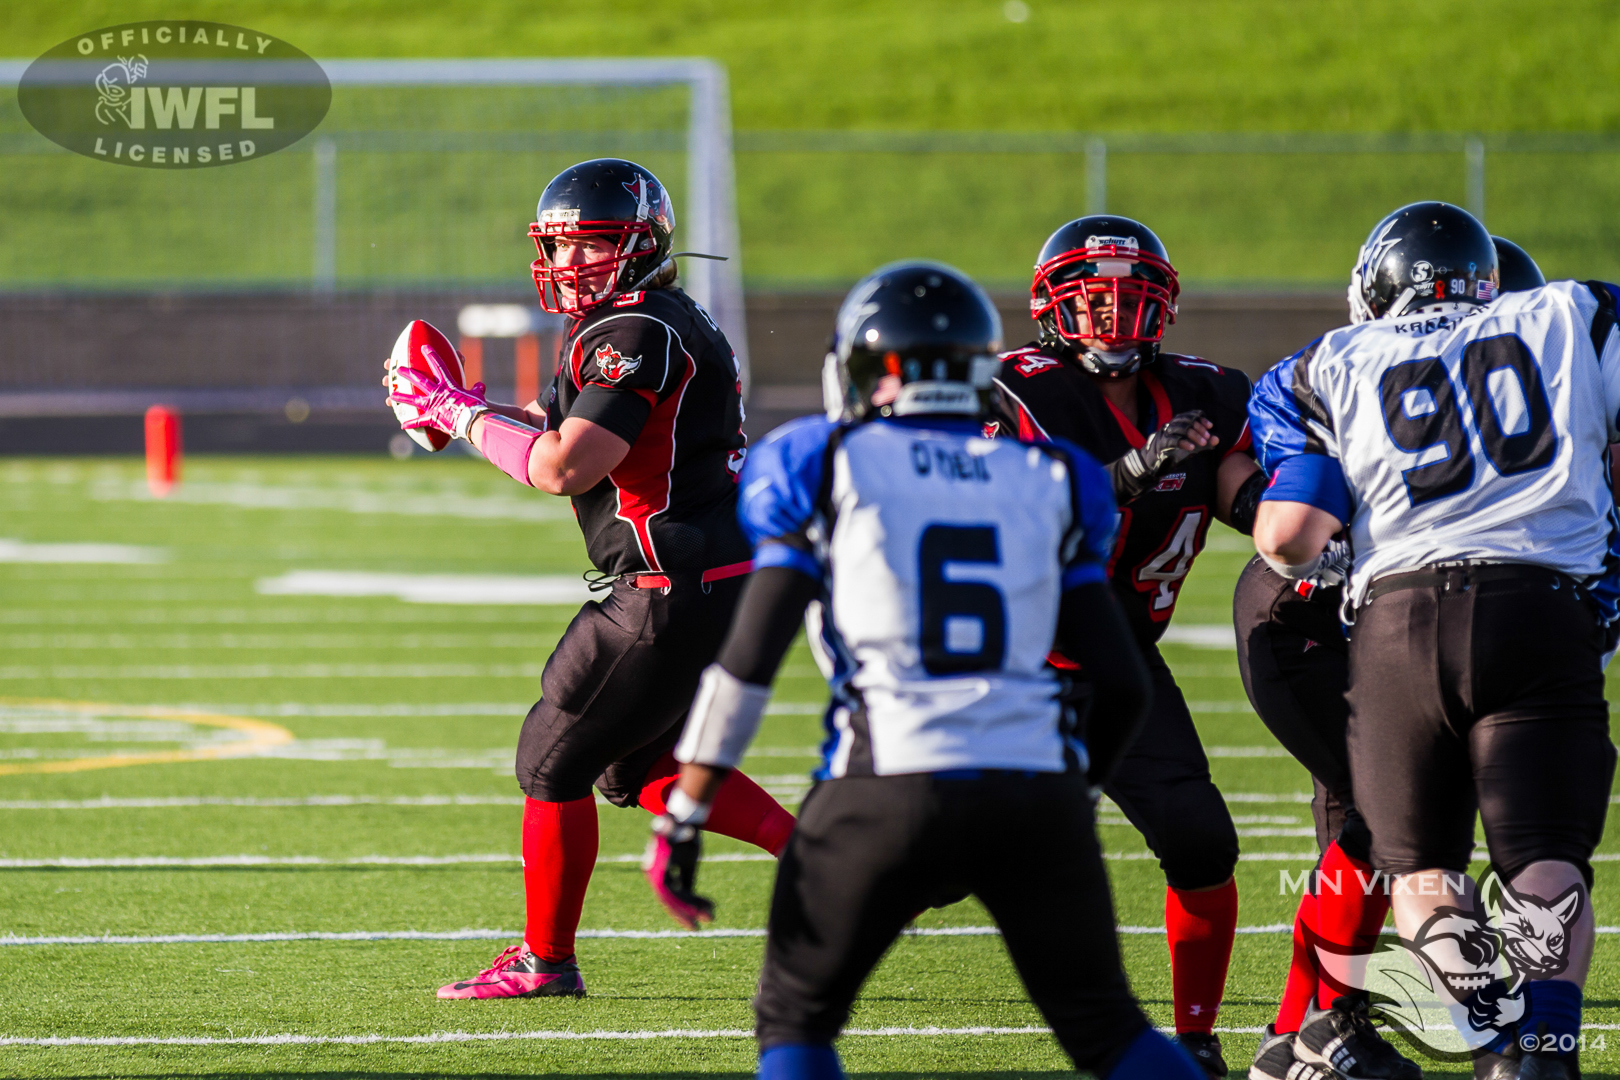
xmin=594 ymin=344 xmax=642 ymax=383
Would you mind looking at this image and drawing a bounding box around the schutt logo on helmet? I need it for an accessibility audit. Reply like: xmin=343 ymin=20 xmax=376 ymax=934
xmin=18 ymin=23 xmax=330 ymax=169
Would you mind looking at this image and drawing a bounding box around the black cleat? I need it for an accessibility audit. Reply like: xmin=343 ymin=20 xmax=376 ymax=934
xmin=1250 ymin=1025 xmax=1333 ymax=1080
xmin=1174 ymin=1031 xmax=1230 ymax=1077
xmin=1295 ymin=996 xmax=1422 ymax=1079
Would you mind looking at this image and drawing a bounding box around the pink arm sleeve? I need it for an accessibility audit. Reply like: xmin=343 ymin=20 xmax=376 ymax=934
xmin=475 ymin=413 xmax=545 ymax=487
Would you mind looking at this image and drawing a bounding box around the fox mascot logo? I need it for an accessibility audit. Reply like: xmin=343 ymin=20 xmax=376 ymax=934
xmin=594 ymin=344 xmax=642 ymax=384
xmin=1310 ymin=871 xmax=1580 ymax=1059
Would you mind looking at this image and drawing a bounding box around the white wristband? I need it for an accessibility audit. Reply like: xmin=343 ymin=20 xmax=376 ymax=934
xmin=674 ymin=663 xmax=772 ymax=770
xmin=665 ymin=786 xmax=711 ymax=826
xmin=1261 ymin=549 xmax=1329 ymax=581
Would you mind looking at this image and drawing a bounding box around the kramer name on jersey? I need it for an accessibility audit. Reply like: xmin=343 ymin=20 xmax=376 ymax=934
xmin=1250 ymin=281 xmax=1620 ymax=614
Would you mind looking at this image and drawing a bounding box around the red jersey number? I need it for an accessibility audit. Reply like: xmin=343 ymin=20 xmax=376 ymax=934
xmin=1130 ymin=506 xmax=1210 ymax=621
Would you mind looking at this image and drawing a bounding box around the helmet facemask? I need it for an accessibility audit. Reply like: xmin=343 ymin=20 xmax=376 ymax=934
xmin=529 ymin=221 xmax=659 ymax=316
xmin=1032 ymin=241 xmax=1179 ymax=377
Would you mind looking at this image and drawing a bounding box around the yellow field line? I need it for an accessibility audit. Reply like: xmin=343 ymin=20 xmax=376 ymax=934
xmin=0 ymin=698 xmax=294 ymax=776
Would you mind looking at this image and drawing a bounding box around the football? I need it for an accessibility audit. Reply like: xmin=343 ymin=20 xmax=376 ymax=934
xmin=388 ymin=319 xmax=465 ymax=451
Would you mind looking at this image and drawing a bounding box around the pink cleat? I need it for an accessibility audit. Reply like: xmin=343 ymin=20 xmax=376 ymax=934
xmin=436 ymin=944 xmax=586 ymax=999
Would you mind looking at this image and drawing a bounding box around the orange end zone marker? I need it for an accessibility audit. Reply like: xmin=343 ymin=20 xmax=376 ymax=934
xmin=515 ymin=333 xmax=540 ymax=408
xmin=144 ymin=405 xmax=181 ymax=498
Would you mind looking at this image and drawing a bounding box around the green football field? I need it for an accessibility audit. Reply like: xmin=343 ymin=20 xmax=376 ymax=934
xmin=0 ymin=453 xmax=1616 ymax=1079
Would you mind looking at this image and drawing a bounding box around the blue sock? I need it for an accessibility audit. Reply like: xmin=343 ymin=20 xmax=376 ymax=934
xmin=1106 ymin=1028 xmax=1204 ymax=1080
xmin=1521 ymin=979 xmax=1582 ymax=1058
xmin=758 ymin=1043 xmax=844 ymax=1080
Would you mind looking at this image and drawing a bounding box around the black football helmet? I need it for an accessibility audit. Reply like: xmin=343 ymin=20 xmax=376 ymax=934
xmin=1031 ymin=215 xmax=1180 ymax=378
xmin=529 ymin=158 xmax=676 ymax=315
xmin=824 ymin=261 xmax=1003 ymax=422
xmin=1348 ymin=201 xmax=1499 ymax=323
xmin=1492 ymin=236 xmax=1546 ymax=292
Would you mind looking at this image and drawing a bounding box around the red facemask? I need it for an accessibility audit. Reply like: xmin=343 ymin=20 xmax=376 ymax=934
xmin=529 ymin=221 xmax=656 ymax=316
xmin=1030 ymin=243 xmax=1180 ymax=350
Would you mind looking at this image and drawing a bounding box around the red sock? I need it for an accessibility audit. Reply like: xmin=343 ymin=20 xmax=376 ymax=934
xmin=638 ymin=751 xmax=795 ymax=856
xmin=521 ymin=796 xmax=598 ymax=963
xmin=1276 ymin=890 xmax=1320 ymax=1033
xmin=1314 ymin=841 xmax=1390 ymax=1010
xmin=1165 ymin=877 xmax=1239 ymax=1034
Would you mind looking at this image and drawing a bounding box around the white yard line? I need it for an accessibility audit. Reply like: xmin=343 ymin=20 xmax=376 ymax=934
xmin=0 ymin=795 xmax=529 ymax=810
xmin=257 ymin=571 xmax=591 ymax=607
xmin=9 ymin=849 xmax=1605 ymax=867
xmin=6 ymin=1022 xmax=1620 ymax=1049
xmin=0 ymin=539 xmax=167 ymax=564
xmin=89 ymin=480 xmax=574 ymax=523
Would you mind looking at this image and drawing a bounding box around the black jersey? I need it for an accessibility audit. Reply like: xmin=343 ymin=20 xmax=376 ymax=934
xmin=543 ymin=287 xmax=750 ymax=577
xmin=989 ymin=345 xmax=1252 ymax=644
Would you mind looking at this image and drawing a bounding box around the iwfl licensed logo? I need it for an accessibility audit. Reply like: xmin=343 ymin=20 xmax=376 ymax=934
xmin=1290 ymin=868 xmax=1595 ymax=1059
xmin=17 ymin=22 xmax=330 ymax=169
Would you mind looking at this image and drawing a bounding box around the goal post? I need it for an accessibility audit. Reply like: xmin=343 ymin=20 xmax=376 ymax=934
xmin=0 ymin=56 xmax=751 ymax=394
xmin=316 ymin=59 xmax=749 ymax=390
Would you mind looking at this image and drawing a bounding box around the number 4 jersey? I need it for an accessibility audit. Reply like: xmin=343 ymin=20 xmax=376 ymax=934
xmin=1250 ymin=280 xmax=1620 ymax=613
xmin=988 ymin=347 xmax=1254 ymax=645
xmin=738 ymin=415 xmax=1117 ymax=777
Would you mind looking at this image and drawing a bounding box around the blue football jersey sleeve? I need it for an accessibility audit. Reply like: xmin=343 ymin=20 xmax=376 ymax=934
xmin=737 ymin=415 xmax=840 ymax=580
xmin=1249 ymin=345 xmax=1354 ymax=521
xmin=1044 ymin=436 xmax=1117 ymax=590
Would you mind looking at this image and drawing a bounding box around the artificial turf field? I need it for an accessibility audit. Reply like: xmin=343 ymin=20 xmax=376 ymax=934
xmin=0 ymin=453 xmax=1616 ymax=1079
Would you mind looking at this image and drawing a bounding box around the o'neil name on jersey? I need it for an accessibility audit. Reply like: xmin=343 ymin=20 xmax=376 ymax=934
xmin=18 ymin=22 xmax=331 ymax=169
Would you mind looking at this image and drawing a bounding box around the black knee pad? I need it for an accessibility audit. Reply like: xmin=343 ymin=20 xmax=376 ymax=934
xmin=1159 ymin=824 xmax=1239 ymax=891
xmin=1336 ymin=806 xmax=1374 ymax=865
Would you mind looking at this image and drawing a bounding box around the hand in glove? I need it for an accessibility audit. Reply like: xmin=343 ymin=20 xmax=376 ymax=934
xmin=1107 ymin=409 xmax=1218 ymax=503
xmin=644 ymin=813 xmax=715 ymax=930
xmin=386 ymin=344 xmax=489 ymax=441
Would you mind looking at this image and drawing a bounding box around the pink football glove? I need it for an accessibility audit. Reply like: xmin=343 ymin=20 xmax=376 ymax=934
xmin=643 ymin=815 xmax=715 ymax=930
xmin=387 ymin=344 xmax=489 ymax=441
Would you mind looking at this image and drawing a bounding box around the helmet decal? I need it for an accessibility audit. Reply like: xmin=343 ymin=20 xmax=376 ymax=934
xmin=622 ymin=175 xmax=651 ymax=221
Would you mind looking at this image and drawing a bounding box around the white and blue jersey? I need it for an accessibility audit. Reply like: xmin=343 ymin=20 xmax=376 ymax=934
xmin=1250 ymin=280 xmax=1620 ymax=615
xmin=738 ymin=414 xmax=1117 ymax=778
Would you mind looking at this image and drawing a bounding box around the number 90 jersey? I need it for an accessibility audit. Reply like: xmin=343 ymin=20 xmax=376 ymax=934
xmin=1250 ymin=280 xmax=1620 ymax=614
xmin=739 ymin=415 xmax=1118 ymax=777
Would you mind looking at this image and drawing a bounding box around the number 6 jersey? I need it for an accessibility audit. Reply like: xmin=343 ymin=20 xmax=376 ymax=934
xmin=1250 ymin=280 xmax=1620 ymax=614
xmin=738 ymin=414 xmax=1117 ymax=777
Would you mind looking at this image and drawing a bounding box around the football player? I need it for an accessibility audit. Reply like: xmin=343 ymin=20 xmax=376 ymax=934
xmin=639 ymin=259 xmax=1205 ymax=1080
xmin=987 ymin=216 xmax=1260 ymax=1076
xmin=1235 ymin=236 xmax=1544 ymax=1080
xmin=388 ymin=157 xmax=795 ymax=999
xmin=1251 ymin=202 xmax=1619 ymax=1080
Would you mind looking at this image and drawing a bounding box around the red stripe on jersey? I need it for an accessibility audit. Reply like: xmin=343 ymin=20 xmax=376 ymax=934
xmin=1100 ymin=370 xmax=1173 ymax=448
xmin=569 ymin=337 xmax=587 ymax=391
xmin=608 ymin=348 xmax=697 ymax=572
xmin=1018 ymin=403 xmax=1040 ymax=441
xmin=1223 ymin=418 xmax=1253 ymax=458
xmin=1142 ymin=370 xmax=1173 ymax=431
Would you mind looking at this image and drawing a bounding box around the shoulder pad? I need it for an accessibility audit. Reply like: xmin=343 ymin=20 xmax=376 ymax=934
xmin=573 ymin=311 xmax=677 ymax=392
xmin=738 ymin=416 xmax=843 ymax=547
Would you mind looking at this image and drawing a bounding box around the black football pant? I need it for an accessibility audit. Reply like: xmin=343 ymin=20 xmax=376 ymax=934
xmin=1100 ymin=645 xmax=1240 ymax=890
xmin=1347 ymin=564 xmax=1616 ymax=885
xmin=514 ymin=573 xmax=744 ymax=805
xmin=755 ymin=771 xmax=1149 ymax=1075
xmin=1233 ymin=560 xmax=1373 ymax=862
